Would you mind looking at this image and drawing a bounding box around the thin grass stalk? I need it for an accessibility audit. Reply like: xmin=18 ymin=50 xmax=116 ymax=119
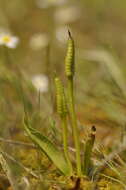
xmin=45 ymin=44 xmax=54 ymax=111
xmin=0 ymin=153 xmax=20 ymax=190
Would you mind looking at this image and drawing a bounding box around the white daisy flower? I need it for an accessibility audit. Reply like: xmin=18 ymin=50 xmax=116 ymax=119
xmin=31 ymin=74 xmax=49 ymax=93
xmin=0 ymin=33 xmax=19 ymax=48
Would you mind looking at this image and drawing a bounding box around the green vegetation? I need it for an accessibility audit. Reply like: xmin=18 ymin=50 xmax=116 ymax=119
xmin=24 ymin=32 xmax=95 ymax=180
xmin=0 ymin=0 xmax=126 ymax=189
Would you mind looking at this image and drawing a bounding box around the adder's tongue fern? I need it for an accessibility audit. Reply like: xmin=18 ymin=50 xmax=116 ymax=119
xmin=55 ymin=77 xmax=73 ymax=175
xmin=65 ymin=31 xmax=82 ymax=176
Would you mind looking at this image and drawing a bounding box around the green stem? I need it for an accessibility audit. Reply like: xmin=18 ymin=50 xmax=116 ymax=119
xmin=61 ymin=116 xmax=73 ymax=175
xmin=68 ymin=77 xmax=82 ymax=176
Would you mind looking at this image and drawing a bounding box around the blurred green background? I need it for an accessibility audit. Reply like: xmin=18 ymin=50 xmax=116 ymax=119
xmin=0 ymin=0 xmax=126 ymax=188
xmin=0 ymin=0 xmax=126 ymax=140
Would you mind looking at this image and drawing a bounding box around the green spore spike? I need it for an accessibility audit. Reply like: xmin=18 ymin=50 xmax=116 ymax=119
xmin=65 ymin=30 xmax=75 ymax=78
xmin=55 ymin=77 xmax=68 ymax=117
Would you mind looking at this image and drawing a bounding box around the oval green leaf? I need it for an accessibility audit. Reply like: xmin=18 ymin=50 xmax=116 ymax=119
xmin=24 ymin=118 xmax=71 ymax=176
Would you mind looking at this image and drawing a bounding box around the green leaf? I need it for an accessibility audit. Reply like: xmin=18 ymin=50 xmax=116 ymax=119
xmin=24 ymin=118 xmax=71 ymax=175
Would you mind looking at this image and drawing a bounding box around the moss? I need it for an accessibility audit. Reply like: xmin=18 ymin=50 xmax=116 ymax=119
xmin=48 ymin=175 xmax=125 ymax=190
xmin=49 ymin=176 xmax=93 ymax=190
xmin=97 ymin=179 xmax=124 ymax=190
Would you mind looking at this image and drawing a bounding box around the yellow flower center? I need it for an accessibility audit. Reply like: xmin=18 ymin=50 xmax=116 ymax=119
xmin=2 ymin=36 xmax=11 ymax=43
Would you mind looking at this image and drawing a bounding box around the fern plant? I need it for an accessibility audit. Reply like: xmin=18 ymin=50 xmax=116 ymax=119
xmin=24 ymin=31 xmax=95 ymax=178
